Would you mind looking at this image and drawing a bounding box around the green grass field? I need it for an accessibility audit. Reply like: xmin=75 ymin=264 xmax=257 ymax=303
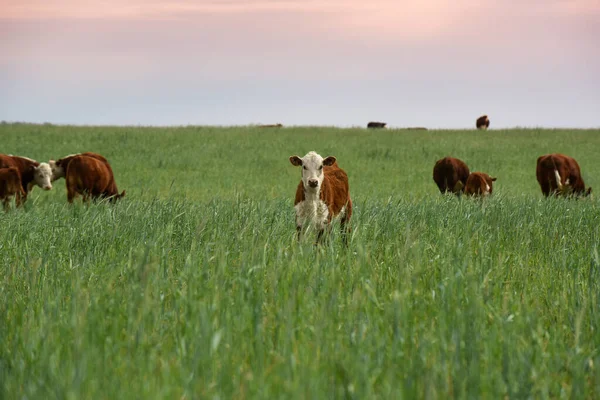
xmin=1 ymin=124 xmax=599 ymax=399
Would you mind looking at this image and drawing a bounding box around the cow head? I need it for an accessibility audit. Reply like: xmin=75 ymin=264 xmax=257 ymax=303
xmin=49 ymin=159 xmax=65 ymax=181
xmin=289 ymin=151 xmax=336 ymax=192
xmin=31 ymin=162 xmax=53 ymax=191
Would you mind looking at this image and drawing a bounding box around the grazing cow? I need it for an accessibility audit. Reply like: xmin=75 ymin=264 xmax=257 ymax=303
xmin=61 ymin=155 xmax=125 ymax=203
xmin=476 ymin=115 xmax=490 ymax=130
xmin=367 ymin=122 xmax=386 ymax=128
xmin=0 ymin=167 xmax=25 ymax=210
xmin=432 ymin=157 xmax=470 ymax=195
xmin=289 ymin=151 xmax=352 ymax=244
xmin=49 ymin=152 xmax=109 ymax=182
xmin=258 ymin=123 xmax=283 ymax=128
xmin=536 ymin=153 xmax=592 ymax=197
xmin=0 ymin=154 xmax=53 ymax=201
xmin=463 ymin=172 xmax=497 ymax=197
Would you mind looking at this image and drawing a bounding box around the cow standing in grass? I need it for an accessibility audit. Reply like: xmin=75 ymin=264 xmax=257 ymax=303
xmin=0 ymin=154 xmax=53 ymax=201
xmin=536 ymin=153 xmax=592 ymax=197
xmin=0 ymin=167 xmax=25 ymax=210
xmin=433 ymin=157 xmax=470 ymax=195
xmin=476 ymin=115 xmax=490 ymax=130
xmin=289 ymin=151 xmax=352 ymax=244
xmin=463 ymin=172 xmax=497 ymax=197
xmin=50 ymin=153 xmax=124 ymax=203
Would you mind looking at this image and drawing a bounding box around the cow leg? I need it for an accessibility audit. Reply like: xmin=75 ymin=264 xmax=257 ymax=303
xmin=316 ymin=228 xmax=325 ymax=245
xmin=296 ymin=224 xmax=302 ymax=241
xmin=15 ymin=191 xmax=23 ymax=207
xmin=3 ymin=198 xmax=9 ymax=212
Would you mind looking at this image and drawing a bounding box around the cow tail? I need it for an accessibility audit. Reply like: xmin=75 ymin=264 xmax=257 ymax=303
xmin=550 ymin=157 xmax=563 ymax=190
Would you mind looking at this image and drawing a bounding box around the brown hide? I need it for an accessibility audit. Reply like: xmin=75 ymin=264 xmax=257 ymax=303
xmin=65 ymin=155 xmax=124 ymax=203
xmin=55 ymin=152 xmax=111 ymax=177
xmin=0 ymin=167 xmax=25 ymax=210
xmin=432 ymin=157 xmax=470 ymax=195
xmin=464 ymin=172 xmax=496 ymax=196
xmin=0 ymin=154 xmax=40 ymax=199
xmin=294 ymin=162 xmax=352 ymax=222
xmin=367 ymin=122 xmax=386 ymax=128
xmin=476 ymin=115 xmax=490 ymax=130
xmin=536 ymin=154 xmax=591 ymax=197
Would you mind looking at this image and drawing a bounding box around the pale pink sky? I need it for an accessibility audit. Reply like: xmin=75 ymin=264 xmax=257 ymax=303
xmin=1 ymin=0 xmax=599 ymax=127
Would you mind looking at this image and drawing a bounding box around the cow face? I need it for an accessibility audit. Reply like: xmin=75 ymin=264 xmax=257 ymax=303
xmin=33 ymin=163 xmax=53 ymax=190
xmin=290 ymin=151 xmax=336 ymax=193
xmin=49 ymin=160 xmax=65 ymax=181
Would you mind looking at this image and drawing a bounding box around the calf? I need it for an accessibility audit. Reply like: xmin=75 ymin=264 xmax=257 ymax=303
xmin=432 ymin=157 xmax=470 ymax=195
xmin=536 ymin=153 xmax=592 ymax=197
xmin=367 ymin=122 xmax=386 ymax=128
xmin=0 ymin=167 xmax=25 ymax=210
xmin=62 ymin=155 xmax=125 ymax=203
xmin=476 ymin=115 xmax=490 ymax=130
xmin=49 ymin=152 xmax=110 ymax=181
xmin=0 ymin=154 xmax=52 ymax=201
xmin=289 ymin=151 xmax=352 ymax=244
xmin=463 ymin=172 xmax=497 ymax=197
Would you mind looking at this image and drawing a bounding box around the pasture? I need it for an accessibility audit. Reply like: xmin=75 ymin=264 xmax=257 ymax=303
xmin=1 ymin=124 xmax=600 ymax=398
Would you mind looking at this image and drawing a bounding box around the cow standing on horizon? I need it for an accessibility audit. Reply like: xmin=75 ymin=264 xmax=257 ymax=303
xmin=476 ymin=115 xmax=490 ymax=130
xmin=289 ymin=151 xmax=352 ymax=244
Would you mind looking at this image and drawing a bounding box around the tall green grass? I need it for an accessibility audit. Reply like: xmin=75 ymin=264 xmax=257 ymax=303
xmin=1 ymin=124 xmax=599 ymax=398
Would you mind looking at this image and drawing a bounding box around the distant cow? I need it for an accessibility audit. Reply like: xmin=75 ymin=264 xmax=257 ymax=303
xmin=57 ymin=154 xmax=125 ymax=203
xmin=536 ymin=153 xmax=592 ymax=197
xmin=367 ymin=122 xmax=386 ymax=129
xmin=49 ymin=152 xmax=109 ymax=181
xmin=476 ymin=115 xmax=490 ymax=130
xmin=0 ymin=154 xmax=53 ymax=201
xmin=258 ymin=123 xmax=283 ymax=128
xmin=289 ymin=151 xmax=352 ymax=244
xmin=433 ymin=157 xmax=470 ymax=195
xmin=0 ymin=167 xmax=25 ymax=210
xmin=463 ymin=172 xmax=497 ymax=197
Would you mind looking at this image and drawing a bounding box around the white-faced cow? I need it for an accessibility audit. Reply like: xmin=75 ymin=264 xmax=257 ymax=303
xmin=433 ymin=157 xmax=470 ymax=195
xmin=476 ymin=115 xmax=490 ymax=130
xmin=289 ymin=151 xmax=352 ymax=244
xmin=0 ymin=167 xmax=25 ymax=210
xmin=536 ymin=153 xmax=592 ymax=197
xmin=463 ymin=172 xmax=497 ymax=197
xmin=49 ymin=152 xmax=110 ymax=182
xmin=51 ymin=154 xmax=124 ymax=203
xmin=0 ymin=154 xmax=53 ymax=201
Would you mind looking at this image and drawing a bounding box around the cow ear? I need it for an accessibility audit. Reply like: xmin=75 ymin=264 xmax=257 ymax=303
xmin=491 ymin=177 xmax=497 ymax=181
xmin=323 ymin=156 xmax=336 ymax=166
xmin=289 ymin=156 xmax=302 ymax=166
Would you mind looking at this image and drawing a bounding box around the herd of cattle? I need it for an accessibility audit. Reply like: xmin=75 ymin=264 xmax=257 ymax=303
xmin=0 ymin=152 xmax=124 ymax=210
xmin=0 ymin=147 xmax=593 ymax=245
xmin=290 ymin=151 xmax=592 ymax=243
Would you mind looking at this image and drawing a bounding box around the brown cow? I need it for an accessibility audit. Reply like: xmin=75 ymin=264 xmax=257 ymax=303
xmin=0 ymin=155 xmax=53 ymax=201
xmin=463 ymin=172 xmax=497 ymax=197
xmin=258 ymin=123 xmax=283 ymax=128
xmin=49 ymin=152 xmax=109 ymax=181
xmin=367 ymin=122 xmax=386 ymax=128
xmin=62 ymin=155 xmax=125 ymax=203
xmin=0 ymin=167 xmax=25 ymax=211
xmin=289 ymin=151 xmax=352 ymax=244
xmin=476 ymin=115 xmax=490 ymax=130
xmin=536 ymin=153 xmax=592 ymax=197
xmin=433 ymin=157 xmax=470 ymax=195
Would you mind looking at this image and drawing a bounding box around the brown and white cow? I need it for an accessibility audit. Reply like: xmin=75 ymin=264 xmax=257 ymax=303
xmin=0 ymin=167 xmax=25 ymax=210
xmin=433 ymin=157 xmax=470 ymax=195
xmin=367 ymin=122 xmax=387 ymax=128
xmin=49 ymin=152 xmax=110 ymax=182
xmin=476 ymin=115 xmax=490 ymax=130
xmin=0 ymin=154 xmax=53 ymax=201
xmin=289 ymin=151 xmax=352 ymax=244
xmin=58 ymin=154 xmax=125 ymax=203
xmin=463 ymin=172 xmax=497 ymax=197
xmin=536 ymin=153 xmax=592 ymax=197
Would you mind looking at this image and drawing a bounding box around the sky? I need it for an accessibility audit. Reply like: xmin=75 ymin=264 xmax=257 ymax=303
xmin=1 ymin=0 xmax=599 ymax=128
